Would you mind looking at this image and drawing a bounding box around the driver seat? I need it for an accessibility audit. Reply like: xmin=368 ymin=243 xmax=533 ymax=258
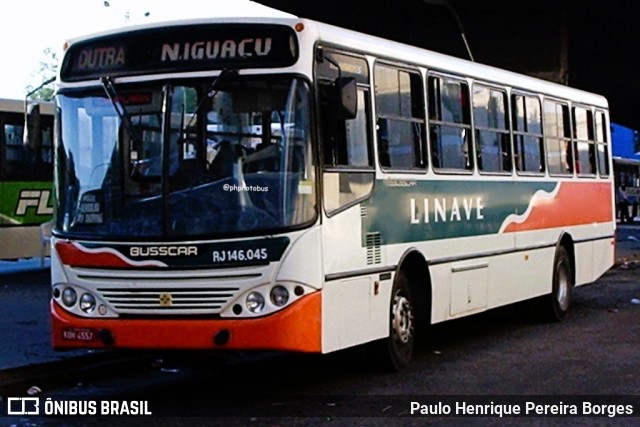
xmin=209 ymin=141 xmax=236 ymax=180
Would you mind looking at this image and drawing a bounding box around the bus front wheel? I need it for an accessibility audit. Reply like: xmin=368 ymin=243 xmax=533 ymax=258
xmin=381 ymin=271 xmax=415 ymax=371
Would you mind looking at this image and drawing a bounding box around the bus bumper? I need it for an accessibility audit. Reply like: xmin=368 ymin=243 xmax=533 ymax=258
xmin=51 ymin=292 xmax=321 ymax=353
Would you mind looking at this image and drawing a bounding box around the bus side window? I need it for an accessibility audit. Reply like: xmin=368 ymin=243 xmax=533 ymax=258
xmin=573 ymin=106 xmax=597 ymax=176
xmin=544 ymin=99 xmax=573 ymax=176
xmin=314 ymin=48 xmax=375 ymax=214
xmin=3 ymin=114 xmax=54 ymax=180
xmin=3 ymin=123 xmax=26 ymax=178
xmin=595 ymin=110 xmax=610 ymax=177
xmin=319 ymin=79 xmax=374 ymax=213
xmin=472 ymin=84 xmax=511 ymax=173
xmin=3 ymin=107 xmax=54 ymax=181
xmin=512 ymin=93 xmax=544 ymax=174
xmin=374 ymin=64 xmax=426 ymax=171
xmin=319 ymin=82 xmax=371 ymax=168
xmin=428 ymin=74 xmax=473 ymax=172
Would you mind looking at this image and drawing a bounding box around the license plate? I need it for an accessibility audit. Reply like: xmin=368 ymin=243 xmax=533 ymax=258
xmin=62 ymin=328 xmax=96 ymax=341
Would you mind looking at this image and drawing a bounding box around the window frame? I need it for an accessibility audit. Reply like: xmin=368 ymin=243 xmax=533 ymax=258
xmin=1 ymin=110 xmax=54 ymax=181
xmin=594 ymin=109 xmax=610 ymax=178
xmin=315 ymin=46 xmax=376 ymax=217
xmin=373 ymin=61 xmax=427 ymax=174
xmin=316 ymin=49 xmax=374 ymax=172
xmin=427 ymin=71 xmax=474 ymax=174
xmin=572 ymin=104 xmax=598 ymax=178
xmin=472 ymin=82 xmax=513 ymax=175
xmin=543 ymin=98 xmax=574 ymax=177
xmin=511 ymin=90 xmax=545 ymax=176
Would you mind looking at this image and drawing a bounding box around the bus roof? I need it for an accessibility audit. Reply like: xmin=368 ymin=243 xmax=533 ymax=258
xmin=613 ymin=156 xmax=640 ymax=166
xmin=305 ymin=19 xmax=608 ymax=108
xmin=62 ymin=16 xmax=608 ymax=109
xmin=0 ymin=98 xmax=54 ymax=115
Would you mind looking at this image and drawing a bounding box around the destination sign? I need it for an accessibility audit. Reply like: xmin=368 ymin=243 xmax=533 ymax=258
xmin=60 ymin=24 xmax=298 ymax=82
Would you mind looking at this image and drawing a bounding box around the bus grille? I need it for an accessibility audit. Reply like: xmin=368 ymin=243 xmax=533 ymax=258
xmin=96 ymin=287 xmax=241 ymax=313
xmin=68 ymin=267 xmax=264 ymax=315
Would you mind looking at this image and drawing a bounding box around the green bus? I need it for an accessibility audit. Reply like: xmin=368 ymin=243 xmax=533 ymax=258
xmin=0 ymin=98 xmax=54 ymax=259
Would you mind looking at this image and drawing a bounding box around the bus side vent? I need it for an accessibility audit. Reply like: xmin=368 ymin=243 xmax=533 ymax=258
xmin=366 ymin=232 xmax=381 ymax=265
xmin=360 ymin=206 xmax=367 ymax=218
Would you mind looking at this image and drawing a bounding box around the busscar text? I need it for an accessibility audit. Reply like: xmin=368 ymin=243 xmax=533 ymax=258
xmin=130 ymin=246 xmax=198 ymax=257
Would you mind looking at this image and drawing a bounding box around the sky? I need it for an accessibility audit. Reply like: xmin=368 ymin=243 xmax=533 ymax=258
xmin=1 ymin=0 xmax=293 ymax=100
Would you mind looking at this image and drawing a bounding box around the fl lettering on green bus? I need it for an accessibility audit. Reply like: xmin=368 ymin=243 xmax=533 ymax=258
xmin=15 ymin=189 xmax=53 ymax=216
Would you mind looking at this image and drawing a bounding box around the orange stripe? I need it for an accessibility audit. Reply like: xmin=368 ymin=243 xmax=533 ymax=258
xmin=52 ymin=292 xmax=322 ymax=353
xmin=504 ymin=181 xmax=613 ymax=232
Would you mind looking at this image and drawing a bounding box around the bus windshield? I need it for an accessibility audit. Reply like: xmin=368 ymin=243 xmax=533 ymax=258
xmin=56 ymin=76 xmax=316 ymax=239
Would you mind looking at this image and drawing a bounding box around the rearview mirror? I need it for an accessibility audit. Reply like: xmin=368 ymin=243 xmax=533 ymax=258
xmin=336 ymin=77 xmax=357 ymax=120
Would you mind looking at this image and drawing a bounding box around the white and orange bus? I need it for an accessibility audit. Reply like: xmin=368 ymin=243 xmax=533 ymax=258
xmin=44 ymin=16 xmax=614 ymax=370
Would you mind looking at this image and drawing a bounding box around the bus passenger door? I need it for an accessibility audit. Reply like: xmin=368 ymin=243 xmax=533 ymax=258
xmin=316 ymin=51 xmax=382 ymax=352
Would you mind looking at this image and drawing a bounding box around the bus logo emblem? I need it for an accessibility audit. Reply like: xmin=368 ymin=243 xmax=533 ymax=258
xmin=7 ymin=397 xmax=40 ymax=415
xmin=159 ymin=293 xmax=173 ymax=307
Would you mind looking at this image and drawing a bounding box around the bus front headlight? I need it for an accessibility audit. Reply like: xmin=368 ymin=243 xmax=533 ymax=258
xmin=79 ymin=293 xmax=97 ymax=313
xmin=246 ymin=292 xmax=265 ymax=314
xmin=270 ymin=285 xmax=289 ymax=307
xmin=61 ymin=287 xmax=77 ymax=307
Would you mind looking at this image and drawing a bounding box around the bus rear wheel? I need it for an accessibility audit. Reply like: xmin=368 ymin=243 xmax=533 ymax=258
xmin=381 ymin=271 xmax=415 ymax=371
xmin=542 ymin=246 xmax=573 ymax=321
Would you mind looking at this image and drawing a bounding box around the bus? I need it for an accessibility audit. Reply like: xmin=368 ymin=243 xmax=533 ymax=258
xmin=0 ymin=98 xmax=54 ymax=260
xmin=612 ymin=157 xmax=640 ymax=221
xmin=45 ymin=17 xmax=615 ymax=370
xmin=610 ymin=123 xmax=640 ymax=221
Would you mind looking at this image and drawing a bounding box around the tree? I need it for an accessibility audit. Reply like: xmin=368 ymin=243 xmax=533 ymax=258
xmin=27 ymin=48 xmax=58 ymax=101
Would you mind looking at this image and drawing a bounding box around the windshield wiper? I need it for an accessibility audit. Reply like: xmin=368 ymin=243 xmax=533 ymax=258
xmin=100 ymin=75 xmax=138 ymax=145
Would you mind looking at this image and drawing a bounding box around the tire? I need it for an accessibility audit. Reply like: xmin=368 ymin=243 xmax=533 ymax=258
xmin=542 ymin=246 xmax=573 ymax=321
xmin=380 ymin=270 xmax=415 ymax=371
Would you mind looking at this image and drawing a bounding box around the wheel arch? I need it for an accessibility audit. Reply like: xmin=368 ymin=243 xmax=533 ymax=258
xmin=556 ymin=232 xmax=576 ymax=285
xmin=395 ymin=248 xmax=432 ymax=324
